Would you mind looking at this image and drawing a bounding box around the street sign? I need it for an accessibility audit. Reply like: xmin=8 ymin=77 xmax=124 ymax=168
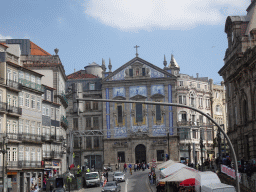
xmin=128 ymin=164 xmax=132 ymax=168
xmin=152 ymin=163 xmax=157 ymax=168
xmin=152 ymin=159 xmax=156 ymax=163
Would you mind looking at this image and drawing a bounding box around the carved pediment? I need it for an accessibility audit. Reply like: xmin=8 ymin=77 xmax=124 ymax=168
xmin=113 ymin=96 xmax=126 ymax=100
xmin=151 ymin=93 xmax=165 ymax=99
xmin=130 ymin=94 xmax=147 ymax=100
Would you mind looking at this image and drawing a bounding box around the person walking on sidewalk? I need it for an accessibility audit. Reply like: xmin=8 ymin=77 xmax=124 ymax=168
xmin=153 ymin=172 xmax=156 ymax=184
xmin=100 ymin=174 xmax=105 ymax=187
xmin=123 ymin=163 xmax=127 ymax=172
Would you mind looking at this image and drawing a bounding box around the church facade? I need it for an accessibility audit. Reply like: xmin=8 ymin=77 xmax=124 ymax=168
xmin=101 ymin=56 xmax=179 ymax=166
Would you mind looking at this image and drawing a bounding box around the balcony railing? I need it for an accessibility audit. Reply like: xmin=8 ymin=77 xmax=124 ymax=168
xmin=61 ymin=116 xmax=68 ymax=129
xmin=43 ymin=150 xmax=64 ymax=159
xmin=19 ymin=78 xmax=42 ymax=92
xmin=7 ymin=133 xmax=42 ymax=142
xmin=0 ymin=77 xmax=5 ymax=84
xmin=6 ymin=79 xmax=21 ymax=90
xmin=6 ymin=161 xmax=44 ymax=169
xmin=57 ymin=92 xmax=68 ymax=107
xmin=7 ymin=105 xmax=22 ymax=115
xmin=0 ymin=102 xmax=22 ymax=115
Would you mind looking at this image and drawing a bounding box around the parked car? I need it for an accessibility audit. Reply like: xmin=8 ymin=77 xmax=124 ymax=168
xmin=101 ymin=181 xmax=121 ymax=192
xmin=113 ymin=172 xmax=125 ymax=182
xmin=83 ymin=172 xmax=100 ymax=187
xmin=104 ymin=166 xmax=112 ymax=172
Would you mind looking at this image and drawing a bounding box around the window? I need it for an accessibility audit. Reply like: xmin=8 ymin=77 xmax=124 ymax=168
xmin=94 ymin=137 xmax=99 ymax=148
xmin=56 ymin=109 xmax=60 ymax=120
xmin=7 ymin=95 xmax=11 ymax=106
xmin=157 ymin=150 xmax=164 ymax=161
xmin=207 ymin=130 xmax=212 ymax=141
xmin=129 ymin=69 xmax=133 ymax=77
xmin=37 ymin=97 xmax=41 ymax=110
xmin=93 ymin=117 xmax=99 ymax=128
xmin=206 ymin=98 xmax=210 ymax=108
xmin=89 ymin=83 xmax=95 ymax=90
xmin=235 ymin=106 xmax=238 ymax=124
xmin=156 ymin=105 xmax=161 ymax=121
xmin=25 ymin=73 xmax=30 ymax=81
xmin=179 ymin=95 xmax=186 ymax=105
xmin=31 ymin=95 xmax=36 ymax=109
xmin=86 ymin=102 xmax=91 ymax=110
xmin=136 ymin=103 xmax=143 ymax=122
xmin=13 ymin=71 xmax=18 ymax=82
xmin=25 ymin=120 xmax=29 ymax=134
xmin=216 ymin=92 xmax=219 ymax=98
xmin=36 ymin=77 xmax=41 ymax=85
xmin=7 ymin=68 xmax=11 ymax=80
xmin=142 ymin=68 xmax=145 ymax=76
xmin=179 ymin=81 xmax=183 ymax=86
xmin=73 ymin=118 xmax=78 ymax=130
xmin=19 ymin=93 xmax=23 ymax=106
xmin=13 ymin=121 xmax=17 ymax=133
xmin=37 ymin=148 xmax=41 ymax=161
xmin=93 ymin=102 xmax=98 ymax=110
xmin=31 ymin=75 xmax=35 ymax=83
xmin=25 ymin=94 xmax=30 ymax=107
xmin=199 ymin=115 xmax=203 ymax=124
xmin=179 ymin=128 xmax=190 ymax=140
xmin=197 ymin=83 xmax=200 ymax=88
xmin=117 ymin=151 xmax=125 ymax=163
xmin=19 ymin=147 xmax=23 ymax=161
xmin=51 ymin=108 xmax=55 ymax=119
xmin=13 ymin=96 xmax=17 ymax=107
xmin=178 ymin=112 xmax=187 ymax=122
xmin=7 ymin=120 xmax=10 ymax=133
xmin=37 ymin=122 xmax=41 ymax=135
xmin=31 ymin=121 xmax=35 ymax=135
xmin=19 ymin=71 xmax=24 ymax=80
xmin=12 ymin=148 xmax=17 ymax=161
xmin=86 ymin=136 xmax=92 ymax=149
xmin=31 ymin=148 xmax=36 ymax=161
xmin=192 ymin=130 xmax=197 ymax=139
xmin=46 ymin=106 xmax=49 ymax=116
xmin=243 ymin=99 xmax=248 ymax=123
xmin=192 ymin=115 xmax=196 ymax=124
xmin=86 ymin=117 xmax=91 ymax=129
xmin=47 ymin=90 xmax=51 ymax=101
xmin=199 ymin=97 xmax=203 ymax=107
xmin=216 ymin=105 xmax=222 ymax=114
xmin=117 ymin=105 xmax=123 ymax=123
xmin=42 ymin=105 xmax=46 ymax=115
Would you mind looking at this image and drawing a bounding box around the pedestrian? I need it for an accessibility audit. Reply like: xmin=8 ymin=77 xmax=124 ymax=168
xmin=148 ymin=172 xmax=151 ymax=182
xmin=153 ymin=172 xmax=156 ymax=184
xmin=124 ymin=163 xmax=127 ymax=172
xmin=142 ymin=163 xmax=145 ymax=171
xmin=134 ymin=163 xmax=137 ymax=172
xmin=147 ymin=162 xmax=150 ymax=169
xmin=100 ymin=174 xmax=105 ymax=187
xmin=116 ymin=164 xmax=118 ymax=171
xmin=106 ymin=171 xmax=109 ymax=182
xmin=150 ymin=172 xmax=153 ymax=184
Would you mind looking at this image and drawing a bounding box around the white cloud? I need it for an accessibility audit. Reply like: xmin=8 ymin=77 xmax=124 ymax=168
xmin=84 ymin=0 xmax=249 ymax=31
xmin=0 ymin=34 xmax=12 ymax=39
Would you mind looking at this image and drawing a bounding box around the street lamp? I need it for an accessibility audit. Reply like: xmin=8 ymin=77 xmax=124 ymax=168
xmin=200 ymin=130 xmax=204 ymax=171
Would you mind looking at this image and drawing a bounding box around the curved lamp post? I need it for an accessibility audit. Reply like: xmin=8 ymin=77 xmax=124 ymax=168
xmin=77 ymin=98 xmax=240 ymax=192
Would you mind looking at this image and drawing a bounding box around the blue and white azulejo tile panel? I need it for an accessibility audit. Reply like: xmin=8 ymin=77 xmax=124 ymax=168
xmin=114 ymin=127 xmax=127 ymax=138
xmin=129 ymin=86 xmax=147 ymax=98
xmin=148 ymin=67 xmax=165 ymax=78
xmin=151 ymin=84 xmax=164 ymax=95
xmin=112 ymin=68 xmax=126 ymax=81
xmin=113 ymin=87 xmax=125 ymax=98
xmin=152 ymin=124 xmax=167 ymax=136
xmin=131 ymin=125 xmax=148 ymax=133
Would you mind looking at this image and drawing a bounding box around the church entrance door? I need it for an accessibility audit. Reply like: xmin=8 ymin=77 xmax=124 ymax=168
xmin=135 ymin=144 xmax=146 ymax=163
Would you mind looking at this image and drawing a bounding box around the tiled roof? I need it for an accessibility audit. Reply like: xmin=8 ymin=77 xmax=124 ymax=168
xmin=67 ymin=70 xmax=98 ymax=79
xmin=30 ymin=41 xmax=51 ymax=56
xmin=0 ymin=42 xmax=8 ymax=48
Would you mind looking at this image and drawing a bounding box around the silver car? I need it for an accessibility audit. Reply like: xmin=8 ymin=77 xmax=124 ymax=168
xmin=102 ymin=181 xmax=121 ymax=192
xmin=113 ymin=172 xmax=125 ymax=182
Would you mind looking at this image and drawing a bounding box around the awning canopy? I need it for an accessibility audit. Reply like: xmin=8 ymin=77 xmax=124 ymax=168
xmin=160 ymin=163 xmax=186 ymax=178
xmin=160 ymin=167 xmax=199 ymax=183
xmin=179 ymin=178 xmax=195 ymax=186
xmin=157 ymin=160 xmax=178 ymax=170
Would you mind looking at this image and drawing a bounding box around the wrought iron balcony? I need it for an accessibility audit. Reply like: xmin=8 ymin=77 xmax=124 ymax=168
xmin=61 ymin=116 xmax=68 ymax=129
xmin=43 ymin=150 xmax=64 ymax=159
xmin=6 ymin=79 xmax=21 ymax=90
xmin=7 ymin=161 xmax=44 ymax=169
xmin=21 ymin=133 xmax=42 ymax=142
xmin=7 ymin=133 xmax=22 ymax=141
xmin=7 ymin=104 xmax=22 ymax=115
xmin=19 ymin=78 xmax=42 ymax=92
xmin=56 ymin=92 xmax=68 ymax=108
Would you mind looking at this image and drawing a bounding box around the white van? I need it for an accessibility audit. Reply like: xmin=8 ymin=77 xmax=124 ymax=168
xmin=201 ymin=183 xmax=236 ymax=192
xmin=84 ymin=172 xmax=100 ymax=187
xmin=195 ymin=171 xmax=221 ymax=192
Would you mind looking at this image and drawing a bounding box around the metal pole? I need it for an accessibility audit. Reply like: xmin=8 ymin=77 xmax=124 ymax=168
xmin=80 ymin=137 xmax=82 ymax=167
xmin=78 ymin=98 xmax=241 ymax=192
xmin=200 ymin=129 xmax=204 ymax=171
xmin=167 ymin=131 xmax=170 ymax=161
xmin=2 ymin=137 xmax=5 ymax=192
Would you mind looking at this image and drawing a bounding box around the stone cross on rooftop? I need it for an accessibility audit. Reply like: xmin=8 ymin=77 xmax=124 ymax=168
xmin=134 ymin=45 xmax=140 ymax=57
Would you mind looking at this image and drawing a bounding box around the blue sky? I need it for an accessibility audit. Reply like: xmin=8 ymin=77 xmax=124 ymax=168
xmin=0 ymin=0 xmax=250 ymax=83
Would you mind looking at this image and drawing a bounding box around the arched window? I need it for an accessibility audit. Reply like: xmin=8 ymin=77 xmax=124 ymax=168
xmin=243 ymin=99 xmax=248 ymax=124
xmin=216 ymin=105 xmax=222 ymax=114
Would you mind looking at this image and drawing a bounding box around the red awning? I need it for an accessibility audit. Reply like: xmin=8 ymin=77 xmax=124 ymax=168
xmin=179 ymin=178 xmax=195 ymax=186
